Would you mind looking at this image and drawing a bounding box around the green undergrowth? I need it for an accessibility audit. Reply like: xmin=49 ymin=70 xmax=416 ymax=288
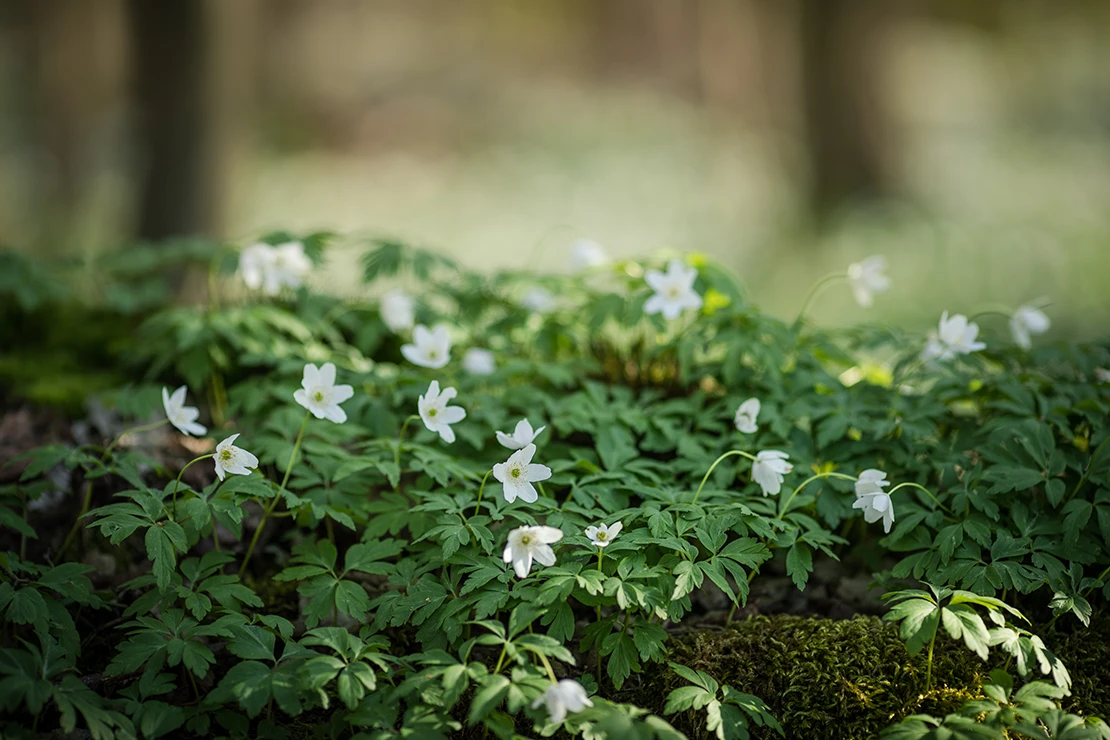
xmin=640 ymin=613 xmax=1110 ymax=740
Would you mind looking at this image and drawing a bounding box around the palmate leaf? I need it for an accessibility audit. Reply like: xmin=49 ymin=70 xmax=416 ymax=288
xmin=884 ymin=598 xmax=940 ymax=655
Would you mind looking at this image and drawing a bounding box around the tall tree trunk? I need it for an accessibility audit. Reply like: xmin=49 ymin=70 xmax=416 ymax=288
xmin=797 ymin=0 xmax=892 ymax=224
xmin=127 ymin=0 xmax=245 ymax=241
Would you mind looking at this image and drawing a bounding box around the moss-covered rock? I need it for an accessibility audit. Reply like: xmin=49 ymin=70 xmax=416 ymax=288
xmin=635 ymin=613 xmax=1110 ymax=740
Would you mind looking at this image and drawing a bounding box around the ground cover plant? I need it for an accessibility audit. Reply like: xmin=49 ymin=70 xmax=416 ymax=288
xmin=1 ymin=236 xmax=1110 ymax=739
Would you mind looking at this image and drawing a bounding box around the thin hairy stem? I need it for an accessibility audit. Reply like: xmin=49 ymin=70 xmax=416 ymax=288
xmin=241 ymin=410 xmax=310 ymax=573
xmin=691 ymin=450 xmax=758 ymax=504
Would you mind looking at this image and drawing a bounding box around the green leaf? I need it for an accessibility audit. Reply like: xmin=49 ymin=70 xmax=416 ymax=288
xmin=467 ymin=675 xmax=510 ymax=725
xmin=335 ymin=580 xmax=371 ymax=621
xmin=785 ymin=543 xmax=813 ymax=591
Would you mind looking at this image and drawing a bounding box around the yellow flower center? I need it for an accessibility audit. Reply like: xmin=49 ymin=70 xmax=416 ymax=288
xmin=220 ymin=450 xmax=232 ymax=461
xmin=428 ymin=408 xmax=438 ymax=417
xmin=520 ymin=535 xmax=532 ymax=545
xmin=597 ymin=531 xmax=607 ymax=540
xmin=313 ymin=390 xmax=324 ymax=402
xmin=510 ymin=467 xmax=521 ymax=479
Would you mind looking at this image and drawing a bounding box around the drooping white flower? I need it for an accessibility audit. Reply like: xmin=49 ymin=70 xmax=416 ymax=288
xmin=847 ymin=256 xmax=890 ymax=308
xmin=380 ymin=290 xmax=415 ymax=334
xmin=852 ymin=469 xmax=895 ymax=533
xmin=532 ymin=679 xmax=593 ymax=724
xmin=569 ymin=239 xmax=608 ymax=272
xmin=734 ymin=398 xmax=760 ymax=434
xmin=502 ymin=525 xmax=563 ymax=578
xmin=1010 ymin=305 xmax=1050 ymax=350
xmin=162 ymin=386 xmax=206 ymax=437
xmin=401 ymin=324 xmax=451 ymax=369
xmin=495 ymin=418 xmax=546 ymax=450
xmin=522 ymin=287 xmax=557 ymax=314
xmin=644 ymin=259 xmax=702 ymax=320
xmin=293 ymin=362 xmax=355 ymax=424
xmin=462 ymin=348 xmax=496 ymax=376
xmin=854 ymin=468 xmax=890 ymax=497
xmin=584 ymin=521 xmax=622 ymax=548
xmin=493 ymin=443 xmax=552 ymax=504
xmin=922 ymin=312 xmax=986 ymax=361
xmin=751 ymin=450 xmax=792 ymax=496
xmin=1097 ymin=367 xmax=1110 ymax=383
xmin=213 ymin=434 xmax=259 ymax=481
xmin=239 ymin=242 xmax=311 ymax=295
xmin=417 ymin=380 xmax=466 ymax=444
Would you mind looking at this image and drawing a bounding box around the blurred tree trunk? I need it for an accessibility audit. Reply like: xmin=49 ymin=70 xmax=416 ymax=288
xmin=796 ymin=0 xmax=892 ymax=223
xmin=126 ymin=0 xmax=252 ymax=241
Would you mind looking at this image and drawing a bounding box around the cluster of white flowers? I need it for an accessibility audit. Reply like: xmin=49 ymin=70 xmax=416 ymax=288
xmin=239 ymin=241 xmax=312 ymax=296
xmin=161 ymin=385 xmax=261 ymax=482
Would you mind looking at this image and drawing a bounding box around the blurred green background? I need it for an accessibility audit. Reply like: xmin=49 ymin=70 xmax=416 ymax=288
xmin=2 ymin=1 xmax=1109 ymax=337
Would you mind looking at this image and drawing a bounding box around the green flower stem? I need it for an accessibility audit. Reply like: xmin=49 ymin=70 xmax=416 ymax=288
xmin=925 ymin=625 xmax=938 ymax=691
xmin=170 ymin=454 xmax=214 ymax=520
xmin=887 ymin=481 xmax=955 ymax=517
xmin=532 ymin=649 xmax=559 ymax=683
xmin=241 ymin=410 xmax=310 ymax=574
xmin=394 ymin=414 xmax=420 ymax=470
xmin=473 ymin=469 xmax=493 ymax=517
xmin=777 ymin=472 xmax=858 ymax=519
xmin=794 ymin=272 xmax=848 ymax=327
xmin=493 ymin=644 xmax=508 ymax=675
xmin=726 ymin=569 xmax=760 ymax=625
xmin=103 ymin=417 xmax=170 ymax=458
xmin=691 ymin=450 xmax=758 ymax=504
xmin=967 ymin=307 xmax=1015 ymax=323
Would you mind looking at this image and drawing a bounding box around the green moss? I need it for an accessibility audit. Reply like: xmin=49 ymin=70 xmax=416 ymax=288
xmin=1049 ymin=610 xmax=1110 ymax=720
xmin=633 ymin=613 xmax=1110 ymax=740
xmin=643 ymin=615 xmax=987 ymax=740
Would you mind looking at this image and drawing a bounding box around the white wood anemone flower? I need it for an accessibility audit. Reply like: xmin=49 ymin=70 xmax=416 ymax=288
xmin=522 ymin=287 xmax=557 ymax=313
xmin=584 ymin=521 xmax=622 ymax=548
xmin=293 ymin=362 xmax=355 ymax=424
xmin=1097 ymin=368 xmax=1110 ymax=383
xmin=751 ymin=450 xmax=792 ymax=496
xmin=462 ymin=348 xmax=496 ymax=376
xmin=493 ymin=443 xmax=552 ymax=504
xmin=162 ymin=386 xmax=206 ymax=437
xmin=532 ymin=679 xmax=593 ymax=724
xmin=733 ymin=398 xmax=760 ymax=434
xmin=1010 ymin=305 xmax=1050 ymax=350
xmin=239 ymin=241 xmax=311 ymax=295
xmin=921 ymin=311 xmax=986 ymax=361
xmin=380 ymin=289 xmax=415 ymax=334
xmin=213 ymin=434 xmax=259 ymax=481
xmin=847 ymin=255 xmax=890 ymax=308
xmin=417 ymin=380 xmax=466 ymax=444
xmin=852 ymin=468 xmax=894 ymax=533
xmin=644 ymin=259 xmax=703 ymax=320
xmin=495 ymin=418 xmax=546 ymax=450
xmin=569 ymin=239 xmax=608 ymax=272
xmin=401 ymin=324 xmax=452 ymax=369
xmin=502 ymin=525 xmax=563 ymax=578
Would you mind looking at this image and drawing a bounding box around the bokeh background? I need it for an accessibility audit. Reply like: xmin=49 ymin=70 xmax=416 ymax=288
xmin=2 ymin=0 xmax=1109 ymax=335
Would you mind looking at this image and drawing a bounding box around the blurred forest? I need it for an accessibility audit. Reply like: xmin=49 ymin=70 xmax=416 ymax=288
xmin=2 ymin=0 xmax=1109 ymax=333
